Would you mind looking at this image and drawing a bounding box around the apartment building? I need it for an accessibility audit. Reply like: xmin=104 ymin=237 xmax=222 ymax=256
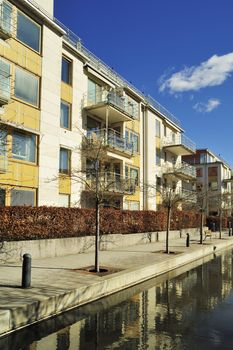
xmin=0 ymin=0 xmax=196 ymax=210
xmin=183 ymin=149 xmax=232 ymax=215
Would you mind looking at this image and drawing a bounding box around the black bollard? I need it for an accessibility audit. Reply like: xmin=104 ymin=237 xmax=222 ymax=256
xmin=156 ymin=231 xmax=159 ymax=242
xmin=229 ymin=228 xmax=232 ymax=237
xmin=22 ymin=253 xmax=31 ymax=288
xmin=186 ymin=233 xmax=190 ymax=247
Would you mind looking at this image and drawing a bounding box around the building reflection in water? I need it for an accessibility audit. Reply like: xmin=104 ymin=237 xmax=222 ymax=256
xmin=2 ymin=249 xmax=233 ymax=350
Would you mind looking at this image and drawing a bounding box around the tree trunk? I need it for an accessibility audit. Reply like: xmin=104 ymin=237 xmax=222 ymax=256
xmin=219 ymin=210 xmax=222 ymax=239
xmin=95 ymin=199 xmax=100 ymax=272
xmin=166 ymin=206 xmax=171 ymax=254
xmin=200 ymin=211 xmax=204 ymax=244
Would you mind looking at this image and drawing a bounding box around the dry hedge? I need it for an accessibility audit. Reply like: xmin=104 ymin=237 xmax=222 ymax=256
xmin=0 ymin=207 xmax=201 ymax=241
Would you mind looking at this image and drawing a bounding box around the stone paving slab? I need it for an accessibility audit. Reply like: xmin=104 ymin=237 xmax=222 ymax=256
xmin=0 ymin=233 xmax=233 ymax=337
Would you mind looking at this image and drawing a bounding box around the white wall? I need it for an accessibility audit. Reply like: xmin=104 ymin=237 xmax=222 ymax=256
xmin=39 ymin=26 xmax=62 ymax=205
xmin=35 ymin=0 xmax=54 ymax=17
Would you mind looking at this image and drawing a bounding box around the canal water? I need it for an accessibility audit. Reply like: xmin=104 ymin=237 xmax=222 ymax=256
xmin=1 ymin=248 xmax=233 ymax=350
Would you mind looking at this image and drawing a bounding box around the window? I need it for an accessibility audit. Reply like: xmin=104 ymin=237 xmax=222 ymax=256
xmin=155 ymin=120 xmax=161 ymax=138
xmin=0 ymin=58 xmax=10 ymax=101
xmin=0 ymin=1 xmax=13 ymax=36
xmin=12 ymin=131 xmax=36 ymax=162
xmin=164 ymin=125 xmax=167 ymax=137
xmin=11 ymin=189 xmax=35 ymax=206
xmin=60 ymin=101 xmax=71 ymax=129
xmin=59 ymin=148 xmax=70 ymax=174
xmin=125 ymin=201 xmax=140 ymax=210
xmin=61 ymin=56 xmax=72 ymax=85
xmin=125 ymin=165 xmax=139 ymax=186
xmin=15 ymin=67 xmax=39 ymax=106
xmin=0 ymin=188 xmax=6 ymax=206
xmin=58 ymin=194 xmax=70 ymax=207
xmin=125 ymin=94 xmax=139 ymax=119
xmin=208 ymin=166 xmax=218 ymax=177
xmin=196 ymin=168 xmax=203 ymax=177
xmin=125 ymin=130 xmax=139 ymax=153
xmin=164 ymin=151 xmax=167 ymax=162
xmin=17 ymin=11 xmax=41 ymax=52
xmin=209 ymin=181 xmax=218 ymax=191
xmin=87 ymin=79 xmax=101 ymax=104
xmin=200 ymin=153 xmax=206 ymax=164
xmin=156 ymin=147 xmax=161 ymax=166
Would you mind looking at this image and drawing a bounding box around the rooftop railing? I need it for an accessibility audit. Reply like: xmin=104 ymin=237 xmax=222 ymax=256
xmin=25 ymin=0 xmax=182 ymax=128
xmin=163 ymin=134 xmax=196 ymax=153
xmin=86 ymin=128 xmax=134 ymax=155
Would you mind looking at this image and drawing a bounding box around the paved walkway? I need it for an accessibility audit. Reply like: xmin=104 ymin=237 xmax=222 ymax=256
xmin=0 ymin=232 xmax=233 ymax=336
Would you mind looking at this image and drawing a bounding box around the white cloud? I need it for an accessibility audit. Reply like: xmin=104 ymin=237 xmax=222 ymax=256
xmin=193 ymin=98 xmax=221 ymax=113
xmin=159 ymin=52 xmax=233 ymax=93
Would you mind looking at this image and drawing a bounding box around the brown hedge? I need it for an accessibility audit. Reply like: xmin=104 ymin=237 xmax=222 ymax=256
xmin=0 ymin=207 xmax=201 ymax=241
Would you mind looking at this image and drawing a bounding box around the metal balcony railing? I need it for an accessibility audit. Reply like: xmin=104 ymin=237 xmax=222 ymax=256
xmin=0 ymin=66 xmax=11 ymax=105
xmin=84 ymin=90 xmax=139 ymax=120
xmin=0 ymin=1 xmax=15 ymax=39
xmin=162 ymin=134 xmax=196 ymax=153
xmin=85 ymin=172 xmax=136 ymax=194
xmin=86 ymin=128 xmax=134 ymax=155
xmin=163 ymin=161 xmax=196 ymax=179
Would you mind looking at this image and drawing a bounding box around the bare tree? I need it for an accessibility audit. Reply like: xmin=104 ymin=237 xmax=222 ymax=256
xmin=56 ymin=130 xmax=135 ymax=272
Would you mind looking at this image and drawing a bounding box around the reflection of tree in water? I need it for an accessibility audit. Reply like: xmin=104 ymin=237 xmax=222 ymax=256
xmin=153 ymin=251 xmax=233 ymax=349
xmin=79 ymin=297 xmax=141 ymax=350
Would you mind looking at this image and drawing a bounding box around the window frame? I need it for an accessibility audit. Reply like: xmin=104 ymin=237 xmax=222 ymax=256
xmin=12 ymin=130 xmax=37 ymax=164
xmin=10 ymin=188 xmax=36 ymax=206
xmin=61 ymin=56 xmax=72 ymax=85
xmin=60 ymin=100 xmax=71 ymax=130
xmin=125 ymin=129 xmax=139 ymax=154
xmin=14 ymin=66 xmax=40 ymax=107
xmin=16 ymin=9 xmax=41 ymax=54
xmin=59 ymin=147 xmax=71 ymax=175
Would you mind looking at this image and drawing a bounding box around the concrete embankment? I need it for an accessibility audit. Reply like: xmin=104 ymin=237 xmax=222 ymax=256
xmin=0 ymin=233 xmax=233 ymax=337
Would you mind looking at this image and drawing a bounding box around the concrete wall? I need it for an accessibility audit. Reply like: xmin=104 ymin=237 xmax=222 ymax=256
xmin=1 ymin=228 xmax=202 ymax=263
xmin=35 ymin=0 xmax=54 ymax=17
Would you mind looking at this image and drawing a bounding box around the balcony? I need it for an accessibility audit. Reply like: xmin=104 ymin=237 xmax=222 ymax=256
xmin=83 ymin=90 xmax=139 ymax=123
xmin=86 ymin=128 xmax=134 ymax=158
xmin=163 ymin=162 xmax=196 ymax=181
xmin=0 ymin=1 xmax=14 ymax=40
xmin=0 ymin=65 xmax=11 ymax=106
xmin=162 ymin=134 xmax=196 ymax=156
xmin=84 ymin=172 xmax=136 ymax=195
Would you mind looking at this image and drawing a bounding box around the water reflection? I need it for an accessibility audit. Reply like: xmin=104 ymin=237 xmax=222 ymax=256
xmin=2 ymin=249 xmax=233 ymax=349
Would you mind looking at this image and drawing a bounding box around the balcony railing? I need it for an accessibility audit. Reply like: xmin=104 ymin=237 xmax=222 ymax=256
xmin=84 ymin=90 xmax=139 ymax=120
xmin=0 ymin=66 xmax=11 ymax=105
xmin=162 ymin=134 xmax=196 ymax=153
xmin=85 ymin=172 xmax=136 ymax=194
xmin=163 ymin=162 xmax=196 ymax=179
xmin=86 ymin=128 xmax=134 ymax=156
xmin=0 ymin=1 xmax=14 ymax=39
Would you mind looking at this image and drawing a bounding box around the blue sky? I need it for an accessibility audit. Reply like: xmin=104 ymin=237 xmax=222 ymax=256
xmin=55 ymin=0 xmax=233 ymax=166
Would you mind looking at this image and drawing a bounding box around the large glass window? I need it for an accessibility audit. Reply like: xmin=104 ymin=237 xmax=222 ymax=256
xmin=12 ymin=131 xmax=36 ymax=162
xmin=155 ymin=120 xmax=161 ymax=138
xmin=125 ymin=130 xmax=139 ymax=153
xmin=17 ymin=11 xmax=41 ymax=52
xmin=156 ymin=147 xmax=161 ymax=166
xmin=11 ymin=189 xmax=35 ymax=206
xmin=58 ymin=194 xmax=70 ymax=207
xmin=0 ymin=1 xmax=13 ymax=35
xmin=60 ymin=101 xmax=71 ymax=129
xmin=59 ymin=148 xmax=70 ymax=174
xmin=15 ymin=67 xmax=39 ymax=106
xmin=200 ymin=153 xmax=206 ymax=164
xmin=87 ymin=79 xmax=101 ymax=104
xmin=0 ymin=58 xmax=10 ymax=101
xmin=61 ymin=57 xmax=72 ymax=85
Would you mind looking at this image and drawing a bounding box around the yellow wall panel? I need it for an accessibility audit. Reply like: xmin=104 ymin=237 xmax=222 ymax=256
xmin=59 ymin=176 xmax=71 ymax=194
xmin=125 ymin=188 xmax=140 ymax=202
xmin=3 ymin=101 xmax=40 ymax=131
xmin=0 ymin=39 xmax=41 ymax=76
xmin=61 ymin=83 xmax=73 ymax=103
xmin=0 ymin=160 xmax=38 ymax=188
xmin=125 ymin=119 xmax=140 ymax=133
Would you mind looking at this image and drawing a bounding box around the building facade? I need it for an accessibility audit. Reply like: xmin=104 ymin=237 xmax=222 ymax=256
xmin=183 ymin=149 xmax=232 ymax=215
xmin=0 ymin=0 xmax=197 ymax=210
